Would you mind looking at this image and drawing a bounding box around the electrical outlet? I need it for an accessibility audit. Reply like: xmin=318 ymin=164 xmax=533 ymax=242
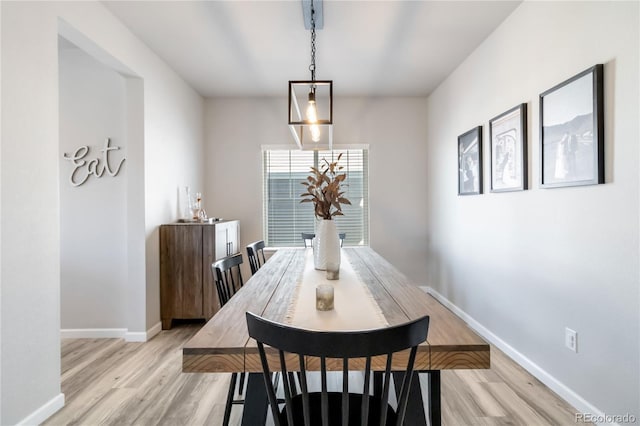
xmin=565 ymin=327 xmax=577 ymax=352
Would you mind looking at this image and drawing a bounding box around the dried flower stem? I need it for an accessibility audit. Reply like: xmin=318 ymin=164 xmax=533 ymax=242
xmin=300 ymin=153 xmax=352 ymax=220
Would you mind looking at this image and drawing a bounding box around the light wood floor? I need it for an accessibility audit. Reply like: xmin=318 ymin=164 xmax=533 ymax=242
xmin=44 ymin=323 xmax=585 ymax=426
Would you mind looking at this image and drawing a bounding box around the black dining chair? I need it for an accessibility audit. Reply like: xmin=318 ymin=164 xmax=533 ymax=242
xmin=301 ymin=232 xmax=315 ymax=248
xmin=338 ymin=232 xmax=346 ymax=247
xmin=212 ymin=253 xmax=244 ymax=307
xmin=246 ymin=240 xmax=267 ymax=275
xmin=246 ymin=312 xmax=430 ymax=426
xmin=211 ymin=254 xmax=245 ymax=426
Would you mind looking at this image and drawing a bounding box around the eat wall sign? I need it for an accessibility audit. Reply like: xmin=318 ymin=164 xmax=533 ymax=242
xmin=63 ymin=138 xmax=126 ymax=187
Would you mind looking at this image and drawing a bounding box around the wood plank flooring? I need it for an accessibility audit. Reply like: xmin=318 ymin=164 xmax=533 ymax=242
xmin=44 ymin=323 xmax=586 ymax=426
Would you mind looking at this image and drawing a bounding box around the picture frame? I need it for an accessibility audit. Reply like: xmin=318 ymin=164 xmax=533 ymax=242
xmin=490 ymin=103 xmax=528 ymax=192
xmin=540 ymin=64 xmax=604 ymax=188
xmin=458 ymin=126 xmax=483 ymax=195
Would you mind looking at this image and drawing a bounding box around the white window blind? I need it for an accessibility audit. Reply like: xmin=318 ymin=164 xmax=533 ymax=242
xmin=263 ymin=147 xmax=369 ymax=247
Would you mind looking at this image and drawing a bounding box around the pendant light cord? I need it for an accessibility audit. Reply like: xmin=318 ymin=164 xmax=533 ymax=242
xmin=309 ymin=0 xmax=316 ymax=82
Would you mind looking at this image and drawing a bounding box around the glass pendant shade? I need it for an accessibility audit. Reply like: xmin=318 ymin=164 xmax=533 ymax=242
xmin=289 ymin=80 xmax=333 ymax=150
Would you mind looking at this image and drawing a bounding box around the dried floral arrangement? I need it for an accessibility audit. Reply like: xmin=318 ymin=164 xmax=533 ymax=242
xmin=300 ymin=153 xmax=352 ymax=220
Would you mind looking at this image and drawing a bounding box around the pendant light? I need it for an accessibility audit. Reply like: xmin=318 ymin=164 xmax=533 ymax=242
xmin=288 ymin=0 xmax=333 ymax=150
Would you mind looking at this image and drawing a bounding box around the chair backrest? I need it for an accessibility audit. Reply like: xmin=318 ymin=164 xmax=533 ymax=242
xmin=211 ymin=253 xmax=244 ymax=307
xmin=338 ymin=232 xmax=346 ymax=247
xmin=246 ymin=240 xmax=267 ymax=275
xmin=301 ymin=232 xmax=315 ymax=248
xmin=246 ymin=312 xmax=430 ymax=426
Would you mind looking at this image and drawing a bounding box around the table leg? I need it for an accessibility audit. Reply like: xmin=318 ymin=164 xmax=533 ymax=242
xmin=393 ymin=371 xmax=427 ymax=426
xmin=427 ymin=370 xmax=442 ymax=426
xmin=241 ymin=372 xmax=269 ymax=426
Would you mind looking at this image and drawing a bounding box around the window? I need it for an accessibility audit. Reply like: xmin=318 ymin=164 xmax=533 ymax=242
xmin=263 ymin=147 xmax=369 ymax=247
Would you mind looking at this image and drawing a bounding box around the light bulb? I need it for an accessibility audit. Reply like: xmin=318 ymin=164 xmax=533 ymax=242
xmin=310 ymin=124 xmax=321 ymax=142
xmin=306 ymin=99 xmax=318 ymax=123
xmin=306 ymin=90 xmax=321 ymax=142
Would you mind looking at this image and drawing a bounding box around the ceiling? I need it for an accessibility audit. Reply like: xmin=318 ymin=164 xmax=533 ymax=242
xmin=102 ymin=1 xmax=521 ymax=97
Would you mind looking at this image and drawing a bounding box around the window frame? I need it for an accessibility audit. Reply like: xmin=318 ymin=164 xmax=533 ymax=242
xmin=261 ymin=144 xmax=370 ymax=248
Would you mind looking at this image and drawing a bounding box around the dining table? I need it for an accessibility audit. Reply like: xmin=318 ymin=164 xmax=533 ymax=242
xmin=182 ymin=247 xmax=490 ymax=426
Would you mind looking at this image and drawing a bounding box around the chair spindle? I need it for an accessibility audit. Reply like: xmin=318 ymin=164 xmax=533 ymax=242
xmin=342 ymin=358 xmax=349 ymax=426
xmin=298 ymin=354 xmax=311 ymax=426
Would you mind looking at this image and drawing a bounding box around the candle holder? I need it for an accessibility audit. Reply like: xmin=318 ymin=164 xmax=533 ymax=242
xmin=316 ymin=284 xmax=334 ymax=311
xmin=326 ymin=260 xmax=339 ymax=280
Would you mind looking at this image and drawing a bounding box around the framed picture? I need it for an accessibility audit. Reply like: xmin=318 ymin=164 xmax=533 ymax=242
xmin=540 ymin=64 xmax=604 ymax=188
xmin=458 ymin=126 xmax=482 ymax=195
xmin=490 ymin=103 xmax=528 ymax=192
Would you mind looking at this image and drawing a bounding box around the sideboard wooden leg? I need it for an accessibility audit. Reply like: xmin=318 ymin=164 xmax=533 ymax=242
xmin=161 ymin=319 xmax=172 ymax=330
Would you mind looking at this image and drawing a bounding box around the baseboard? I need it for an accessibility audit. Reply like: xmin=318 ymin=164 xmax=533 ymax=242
xmin=60 ymin=328 xmax=126 ymax=339
xmin=421 ymin=286 xmax=609 ymax=425
xmin=145 ymin=321 xmax=162 ymax=340
xmin=125 ymin=321 xmax=162 ymax=342
xmin=16 ymin=393 xmax=64 ymax=426
xmin=61 ymin=322 xmax=162 ymax=342
xmin=124 ymin=331 xmax=146 ymax=342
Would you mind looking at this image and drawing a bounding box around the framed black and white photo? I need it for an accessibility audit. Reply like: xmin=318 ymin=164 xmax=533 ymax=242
xmin=490 ymin=103 xmax=528 ymax=192
xmin=458 ymin=126 xmax=482 ymax=195
xmin=540 ymin=64 xmax=604 ymax=188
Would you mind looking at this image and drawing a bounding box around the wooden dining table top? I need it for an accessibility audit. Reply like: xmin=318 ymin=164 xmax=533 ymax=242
xmin=182 ymin=247 xmax=490 ymax=373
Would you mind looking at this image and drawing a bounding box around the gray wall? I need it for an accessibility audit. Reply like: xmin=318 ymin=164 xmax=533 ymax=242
xmin=1 ymin=1 xmax=204 ymax=423
xmin=424 ymin=1 xmax=639 ymax=418
xmin=59 ymin=44 xmax=128 ymax=330
xmin=204 ymin=97 xmax=429 ymax=283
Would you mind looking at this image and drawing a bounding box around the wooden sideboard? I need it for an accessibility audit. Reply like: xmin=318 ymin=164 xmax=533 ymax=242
xmin=159 ymin=220 xmax=240 ymax=329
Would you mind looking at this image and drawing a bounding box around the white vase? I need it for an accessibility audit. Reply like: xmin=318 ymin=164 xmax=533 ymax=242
xmin=314 ymin=219 xmax=341 ymax=271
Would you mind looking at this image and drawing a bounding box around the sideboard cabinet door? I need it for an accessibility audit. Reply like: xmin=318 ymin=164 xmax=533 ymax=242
xmin=226 ymin=220 xmax=240 ymax=257
xmin=214 ymin=220 xmax=240 ymax=259
xmin=160 ymin=225 xmax=203 ymax=329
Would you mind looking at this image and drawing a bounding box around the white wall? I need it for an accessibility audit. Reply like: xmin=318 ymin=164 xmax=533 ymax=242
xmin=0 ymin=2 xmax=4 ymax=421
xmin=204 ymin=97 xmax=429 ymax=282
xmin=1 ymin=1 xmax=203 ymax=423
xmin=1 ymin=3 xmax=62 ymax=423
xmin=424 ymin=1 xmax=639 ymax=419
xmin=59 ymin=45 xmax=128 ymax=330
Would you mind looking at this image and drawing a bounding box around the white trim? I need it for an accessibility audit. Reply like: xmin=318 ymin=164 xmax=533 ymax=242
xmin=421 ymin=286 xmax=612 ymax=426
xmin=145 ymin=321 xmax=162 ymax=341
xmin=124 ymin=331 xmax=147 ymax=342
xmin=125 ymin=322 xmax=162 ymax=342
xmin=16 ymin=393 xmax=65 ymax=426
xmin=60 ymin=328 xmax=126 ymax=339
xmin=60 ymin=322 xmax=162 ymax=342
